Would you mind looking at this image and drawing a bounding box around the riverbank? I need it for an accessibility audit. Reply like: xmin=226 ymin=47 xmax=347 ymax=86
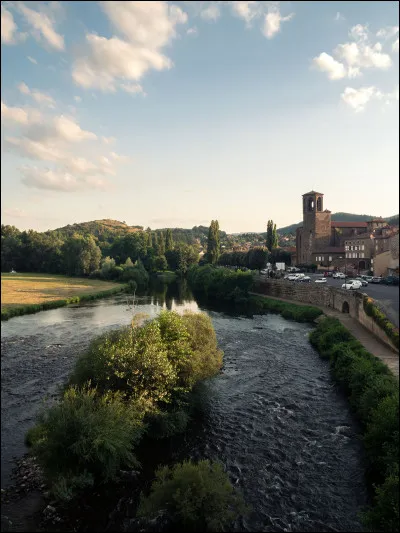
xmin=1 ymin=273 xmax=127 ymax=320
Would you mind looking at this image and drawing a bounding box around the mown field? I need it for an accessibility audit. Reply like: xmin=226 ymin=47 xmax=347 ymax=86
xmin=1 ymin=273 xmax=119 ymax=310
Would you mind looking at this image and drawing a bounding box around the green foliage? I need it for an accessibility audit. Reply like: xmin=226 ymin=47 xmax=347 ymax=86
xmin=188 ymin=265 xmax=253 ymax=303
xmin=137 ymin=459 xmax=247 ymax=532
xmin=363 ymin=296 xmax=399 ymax=349
xmin=251 ymin=295 xmax=323 ymax=323
xmin=247 ymin=247 xmax=268 ymax=271
xmin=310 ymin=317 xmax=399 ymax=531
xmin=266 ymin=220 xmax=278 ymax=252
xmin=26 ymin=385 xmax=144 ymax=501
xmin=165 ymin=244 xmax=198 ymax=275
xmin=165 ymin=228 xmax=174 ymax=251
xmin=206 ymin=220 xmax=220 ymax=265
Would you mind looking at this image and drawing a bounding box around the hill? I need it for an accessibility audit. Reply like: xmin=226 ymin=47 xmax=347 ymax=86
xmin=51 ymin=219 xmax=144 ymax=241
xmin=277 ymin=213 xmax=399 ymax=235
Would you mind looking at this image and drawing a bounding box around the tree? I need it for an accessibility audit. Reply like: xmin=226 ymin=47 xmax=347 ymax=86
xmin=247 ymin=247 xmax=268 ymax=271
xmin=266 ymin=220 xmax=278 ymax=252
xmin=152 ymin=232 xmax=158 ymax=253
xmin=206 ymin=220 xmax=220 ymax=265
xmin=62 ymin=234 xmax=101 ymax=276
xmin=165 ymin=228 xmax=174 ymax=252
xmin=145 ymin=227 xmax=152 ymax=248
xmin=158 ymin=232 xmax=166 ymax=256
xmin=155 ymin=255 xmax=168 ymax=271
xmin=101 ymin=256 xmax=116 ymax=278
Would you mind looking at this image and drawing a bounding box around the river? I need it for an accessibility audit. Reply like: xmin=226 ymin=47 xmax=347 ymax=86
xmin=1 ymin=281 xmax=367 ymax=531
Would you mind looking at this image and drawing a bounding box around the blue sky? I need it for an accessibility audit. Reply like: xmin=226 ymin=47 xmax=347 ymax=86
xmin=1 ymin=1 xmax=399 ymax=233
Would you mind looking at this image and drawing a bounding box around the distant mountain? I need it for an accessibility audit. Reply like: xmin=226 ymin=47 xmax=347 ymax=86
xmin=277 ymin=213 xmax=399 ymax=235
xmin=52 ymin=219 xmax=143 ymax=241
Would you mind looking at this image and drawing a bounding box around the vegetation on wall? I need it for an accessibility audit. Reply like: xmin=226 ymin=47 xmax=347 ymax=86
xmin=363 ymin=296 xmax=399 ymax=349
xmin=309 ymin=317 xmax=399 ymax=532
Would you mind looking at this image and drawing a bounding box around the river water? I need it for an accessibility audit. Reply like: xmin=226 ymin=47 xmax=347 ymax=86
xmin=1 ymin=282 xmax=367 ymax=531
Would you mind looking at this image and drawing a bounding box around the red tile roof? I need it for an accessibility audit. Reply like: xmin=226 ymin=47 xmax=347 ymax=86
xmin=331 ymin=221 xmax=368 ymax=228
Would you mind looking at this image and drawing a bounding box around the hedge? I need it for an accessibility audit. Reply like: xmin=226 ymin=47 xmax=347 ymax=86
xmin=363 ymin=296 xmax=399 ymax=349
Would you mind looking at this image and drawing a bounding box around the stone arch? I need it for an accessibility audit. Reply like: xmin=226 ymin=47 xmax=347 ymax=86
xmin=307 ymin=197 xmax=314 ymax=211
xmin=316 ymin=197 xmax=322 ymax=211
xmin=342 ymin=301 xmax=350 ymax=314
xmin=359 ymin=260 xmax=366 ymax=271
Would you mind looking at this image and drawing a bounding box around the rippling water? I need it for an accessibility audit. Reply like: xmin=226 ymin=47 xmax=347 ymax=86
xmin=1 ymin=284 xmax=367 ymax=531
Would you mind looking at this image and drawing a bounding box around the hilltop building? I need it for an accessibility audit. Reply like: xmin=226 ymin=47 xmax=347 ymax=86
xmin=295 ymin=190 xmax=397 ymax=272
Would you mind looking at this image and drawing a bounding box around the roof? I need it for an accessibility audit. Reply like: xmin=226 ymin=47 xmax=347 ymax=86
xmin=302 ymin=190 xmax=324 ymax=196
xmin=312 ymin=246 xmax=345 ymax=253
xmin=331 ymin=221 xmax=368 ymax=228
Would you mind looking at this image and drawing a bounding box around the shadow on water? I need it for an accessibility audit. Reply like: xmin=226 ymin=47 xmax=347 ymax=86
xmin=1 ymin=280 xmax=368 ymax=532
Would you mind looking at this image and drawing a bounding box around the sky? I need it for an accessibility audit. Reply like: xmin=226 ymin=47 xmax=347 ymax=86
xmin=1 ymin=1 xmax=399 ymax=234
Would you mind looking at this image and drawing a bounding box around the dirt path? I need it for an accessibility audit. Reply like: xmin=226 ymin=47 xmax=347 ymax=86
xmin=250 ymin=292 xmax=399 ymax=378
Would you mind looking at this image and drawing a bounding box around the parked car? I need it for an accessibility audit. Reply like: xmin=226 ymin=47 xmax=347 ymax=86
xmin=260 ymin=269 xmax=268 ymax=275
xmin=364 ymin=276 xmax=374 ymax=282
xmin=286 ymin=274 xmax=298 ymax=281
xmin=299 ymin=276 xmax=311 ymax=282
xmin=371 ymin=277 xmax=382 ymax=284
xmin=380 ymin=276 xmax=399 ymax=286
xmin=333 ymin=272 xmax=346 ymax=279
xmin=342 ymin=279 xmax=362 ymax=290
xmin=323 ymin=271 xmax=333 ymax=277
xmin=315 ymin=278 xmax=327 ymax=284
xmin=355 ymin=277 xmax=368 ymax=286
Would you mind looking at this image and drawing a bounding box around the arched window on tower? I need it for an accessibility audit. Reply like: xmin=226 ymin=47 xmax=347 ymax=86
xmin=307 ymin=197 xmax=314 ymax=211
xmin=317 ymin=197 xmax=322 ymax=211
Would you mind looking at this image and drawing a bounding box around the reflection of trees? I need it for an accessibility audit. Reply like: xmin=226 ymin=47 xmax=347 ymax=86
xmin=147 ymin=278 xmax=196 ymax=309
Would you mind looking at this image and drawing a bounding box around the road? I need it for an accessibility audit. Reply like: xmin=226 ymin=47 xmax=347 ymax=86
xmin=307 ymin=274 xmax=399 ymax=327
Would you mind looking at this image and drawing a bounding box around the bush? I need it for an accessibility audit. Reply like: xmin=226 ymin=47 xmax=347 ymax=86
xmin=137 ymin=460 xmax=247 ymax=532
xmin=26 ymin=385 xmax=144 ymax=501
xmin=310 ymin=317 xmax=399 ymax=531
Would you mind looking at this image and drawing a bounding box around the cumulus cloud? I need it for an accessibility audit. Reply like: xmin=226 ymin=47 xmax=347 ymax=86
xmin=393 ymin=38 xmax=399 ymax=53
xmin=72 ymin=1 xmax=187 ymax=93
xmin=2 ymin=97 xmax=126 ymax=192
xmin=1 ymin=101 xmax=42 ymax=125
xmin=102 ymin=136 xmax=116 ymax=145
xmin=1 ymin=5 xmax=18 ymax=44
xmin=17 ymin=2 xmax=65 ymax=50
xmin=313 ymin=24 xmax=393 ymax=80
xmin=186 ymin=26 xmax=198 ymax=36
xmin=200 ymin=3 xmax=220 ymax=22
xmin=312 ymin=53 xmax=346 ymax=80
xmin=27 ymin=55 xmax=38 ymax=64
xmin=231 ymin=1 xmax=260 ymax=26
xmin=376 ymin=26 xmax=399 ymax=40
xmin=263 ymin=6 xmax=294 ymax=39
xmin=20 ymin=166 xmax=109 ymax=192
xmin=17 ymin=82 xmax=56 ymax=108
xmin=341 ymin=85 xmax=399 ymax=112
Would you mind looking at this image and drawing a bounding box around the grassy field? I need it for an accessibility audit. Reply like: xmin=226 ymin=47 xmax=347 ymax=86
xmin=1 ymin=273 xmax=126 ymax=320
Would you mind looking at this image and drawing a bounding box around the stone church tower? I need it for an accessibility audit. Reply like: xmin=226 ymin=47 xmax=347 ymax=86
xmin=297 ymin=191 xmax=331 ymax=264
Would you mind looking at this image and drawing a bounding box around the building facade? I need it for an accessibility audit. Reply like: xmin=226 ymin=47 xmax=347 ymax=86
xmin=295 ymin=190 xmax=397 ymax=273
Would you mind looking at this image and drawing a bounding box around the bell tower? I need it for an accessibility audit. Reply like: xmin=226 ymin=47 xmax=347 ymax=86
xmin=300 ymin=190 xmax=331 ymax=263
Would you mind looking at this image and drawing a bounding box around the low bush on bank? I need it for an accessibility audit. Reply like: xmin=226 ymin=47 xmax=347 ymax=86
xmin=137 ymin=459 xmax=247 ymax=532
xmin=249 ymin=295 xmax=323 ymax=323
xmin=26 ymin=385 xmax=144 ymax=501
xmin=310 ymin=317 xmax=399 ymax=531
xmin=363 ymin=296 xmax=399 ymax=349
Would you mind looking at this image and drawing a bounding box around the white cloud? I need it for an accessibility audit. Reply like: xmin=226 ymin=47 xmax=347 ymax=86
xmin=119 ymin=82 xmax=145 ymax=95
xmin=17 ymin=2 xmax=65 ymax=51
xmin=341 ymin=85 xmax=399 ymax=112
xmin=314 ymin=23 xmax=393 ymax=80
xmin=27 ymin=56 xmax=38 ymax=64
xmin=312 ymin=53 xmax=346 ymax=80
xmin=2 ymin=207 xmax=28 ymax=218
xmin=102 ymin=136 xmax=116 ymax=145
xmin=393 ymin=38 xmax=399 ymax=53
xmin=231 ymin=1 xmax=260 ymax=26
xmin=262 ymin=6 xmax=294 ymax=39
xmin=376 ymin=26 xmax=399 ymax=40
xmin=1 ymin=101 xmax=42 ymax=125
xmin=187 ymin=26 xmax=198 ymax=36
xmin=17 ymin=82 xmax=56 ymax=108
xmin=20 ymin=166 xmax=108 ymax=192
xmin=1 ymin=5 xmax=18 ymax=44
xmin=74 ymin=96 xmax=82 ymax=103
xmin=110 ymin=151 xmax=130 ymax=162
xmin=72 ymin=1 xmax=187 ymax=94
xmin=335 ymin=12 xmax=345 ymax=22
xmin=200 ymin=4 xmax=220 ymax=22
xmin=341 ymin=86 xmax=377 ymax=112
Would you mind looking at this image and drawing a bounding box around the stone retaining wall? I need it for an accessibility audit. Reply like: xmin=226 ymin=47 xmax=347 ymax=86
xmin=253 ymin=277 xmax=398 ymax=352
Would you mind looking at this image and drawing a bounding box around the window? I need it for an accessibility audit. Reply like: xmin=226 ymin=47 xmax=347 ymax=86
xmin=361 ymin=245 xmax=365 ymax=250
xmin=360 ymin=253 xmax=364 ymax=258
xmin=345 ymin=245 xmax=349 ymax=251
xmin=321 ymin=256 xmax=324 ymax=262
xmin=329 ymin=256 xmax=332 ymax=261
xmin=354 ymin=246 xmax=358 ymax=251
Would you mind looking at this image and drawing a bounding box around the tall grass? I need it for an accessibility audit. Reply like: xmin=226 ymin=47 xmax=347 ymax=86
xmin=1 ymin=285 xmax=127 ymax=321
